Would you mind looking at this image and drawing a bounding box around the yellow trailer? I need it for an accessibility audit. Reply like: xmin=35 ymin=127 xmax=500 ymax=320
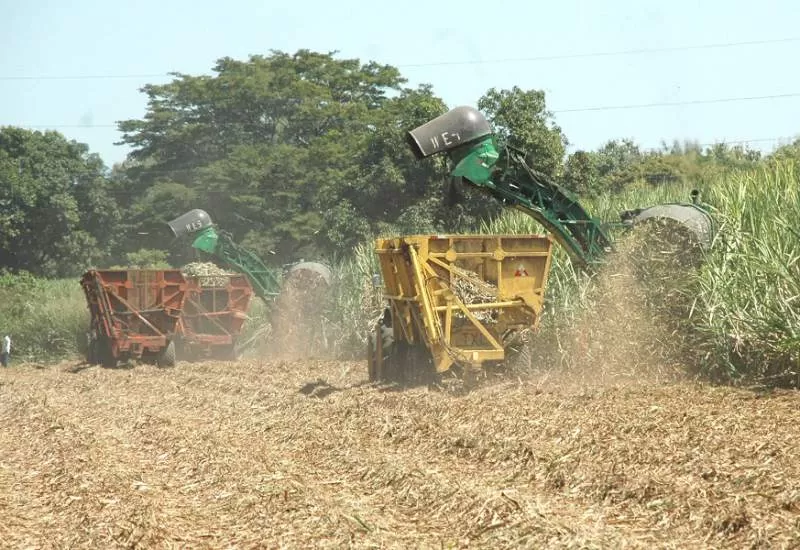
xmin=367 ymin=233 xmax=554 ymax=382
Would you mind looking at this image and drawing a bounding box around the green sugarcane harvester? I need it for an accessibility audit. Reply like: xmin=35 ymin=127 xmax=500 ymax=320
xmin=365 ymin=107 xmax=716 ymax=381
xmin=167 ymin=209 xmax=331 ymax=302
xmin=405 ymin=106 xmax=715 ymax=271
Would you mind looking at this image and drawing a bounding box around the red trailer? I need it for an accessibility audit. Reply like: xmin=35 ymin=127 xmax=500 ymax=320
xmin=178 ymin=274 xmax=254 ymax=360
xmin=81 ymin=269 xmax=187 ymax=368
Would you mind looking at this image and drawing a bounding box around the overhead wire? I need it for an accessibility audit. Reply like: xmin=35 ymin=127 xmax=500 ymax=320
xmin=397 ymin=37 xmax=800 ymax=67
xmin=551 ymin=92 xmax=800 ymax=113
xmin=44 ymin=135 xmax=794 ymax=181
xmin=1 ymin=36 xmax=799 ymax=80
xmin=3 ymin=36 xmax=798 ymax=158
xmin=9 ymin=90 xmax=800 ymax=129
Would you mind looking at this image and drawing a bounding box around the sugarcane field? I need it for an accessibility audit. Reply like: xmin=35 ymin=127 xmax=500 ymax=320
xmin=2 ymin=221 xmax=799 ymax=549
xmin=3 ymin=7 xmax=800 ymax=548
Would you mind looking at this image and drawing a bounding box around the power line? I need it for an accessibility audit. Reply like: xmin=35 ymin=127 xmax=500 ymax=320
xmin=552 ymin=92 xmax=800 ymax=113
xmin=398 ymin=37 xmax=800 ymax=67
xmin=9 ymin=89 xmax=800 ymax=130
xmin=2 ymin=36 xmax=799 ymax=81
xmin=45 ymin=135 xmax=800 ymax=180
xmin=10 ymin=136 xmax=792 ymax=180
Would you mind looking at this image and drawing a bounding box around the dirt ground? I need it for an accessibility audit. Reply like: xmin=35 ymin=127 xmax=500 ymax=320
xmin=0 ymin=358 xmax=798 ymax=549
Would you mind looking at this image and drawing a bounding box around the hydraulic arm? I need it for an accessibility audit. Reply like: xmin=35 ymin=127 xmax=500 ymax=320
xmin=406 ymin=106 xmax=612 ymax=270
xmin=406 ymin=106 xmax=714 ymax=271
xmin=167 ymin=209 xmax=282 ymax=301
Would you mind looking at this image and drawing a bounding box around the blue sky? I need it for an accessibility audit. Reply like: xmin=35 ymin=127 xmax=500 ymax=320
xmin=3 ymin=0 xmax=800 ymax=168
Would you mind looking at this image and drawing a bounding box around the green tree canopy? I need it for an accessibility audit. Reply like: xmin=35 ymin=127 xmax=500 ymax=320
xmin=117 ymin=50 xmax=455 ymax=264
xmin=477 ymin=86 xmax=567 ymax=177
xmin=0 ymin=127 xmax=119 ymax=277
xmin=564 ymin=139 xmax=644 ymax=196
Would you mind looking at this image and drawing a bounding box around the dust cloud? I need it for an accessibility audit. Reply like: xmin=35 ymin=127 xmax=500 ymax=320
xmin=519 ymin=219 xmax=705 ymax=389
xmin=262 ymin=268 xmax=333 ymax=361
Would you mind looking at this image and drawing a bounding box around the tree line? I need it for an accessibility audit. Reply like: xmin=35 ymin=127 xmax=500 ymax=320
xmin=0 ymin=49 xmax=794 ymax=278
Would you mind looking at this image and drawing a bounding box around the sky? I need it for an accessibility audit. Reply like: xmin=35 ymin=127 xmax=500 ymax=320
xmin=3 ymin=0 xmax=800 ymax=168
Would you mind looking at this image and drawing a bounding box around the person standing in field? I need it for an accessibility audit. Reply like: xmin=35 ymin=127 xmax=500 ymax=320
xmin=1 ymin=334 xmax=10 ymax=367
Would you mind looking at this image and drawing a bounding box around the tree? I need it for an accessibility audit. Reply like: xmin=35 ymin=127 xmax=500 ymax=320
xmin=563 ymin=140 xmax=643 ymax=196
xmin=764 ymin=139 xmax=800 ymax=165
xmin=116 ymin=50 xmax=453 ymax=264
xmin=563 ymin=150 xmax=600 ymax=196
xmin=0 ymin=127 xmax=120 ymax=277
xmin=477 ymin=86 xmax=568 ymax=177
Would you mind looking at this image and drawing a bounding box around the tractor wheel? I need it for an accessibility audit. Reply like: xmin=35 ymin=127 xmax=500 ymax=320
xmin=380 ymin=340 xmax=435 ymax=386
xmin=367 ymin=333 xmax=376 ymax=381
xmin=367 ymin=331 xmax=382 ymax=382
xmin=157 ymin=340 xmax=177 ymax=368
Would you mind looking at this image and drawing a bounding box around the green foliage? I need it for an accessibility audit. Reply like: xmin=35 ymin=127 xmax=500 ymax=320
xmin=564 ymin=140 xmax=763 ymax=198
xmin=563 ymin=150 xmax=600 ymax=196
xmin=705 ymin=142 xmax=762 ymax=167
xmin=121 ymin=248 xmax=172 ymax=269
xmin=693 ymin=162 xmax=800 ymax=384
xmin=116 ymin=50 xmax=453 ymax=265
xmin=478 ymin=86 xmax=567 ymax=177
xmin=765 ymin=138 xmax=800 ymax=166
xmin=0 ymin=271 xmax=87 ymax=361
xmin=320 ymin=242 xmax=383 ymax=358
xmin=0 ymin=127 xmax=120 ymax=276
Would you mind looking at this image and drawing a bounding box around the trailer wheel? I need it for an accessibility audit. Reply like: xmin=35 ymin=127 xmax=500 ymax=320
xmin=98 ymin=336 xmax=117 ymax=369
xmin=87 ymin=335 xmax=99 ymax=365
xmin=157 ymin=340 xmax=177 ymax=368
xmin=367 ymin=315 xmax=395 ymax=382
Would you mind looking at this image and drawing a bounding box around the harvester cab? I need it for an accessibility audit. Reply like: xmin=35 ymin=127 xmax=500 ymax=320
xmin=367 ymin=106 xmax=716 ymax=383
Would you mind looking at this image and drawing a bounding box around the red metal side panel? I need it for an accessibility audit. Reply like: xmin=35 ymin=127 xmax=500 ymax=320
xmin=81 ymin=269 xmax=187 ymax=359
xmin=180 ymin=274 xmax=254 ymax=353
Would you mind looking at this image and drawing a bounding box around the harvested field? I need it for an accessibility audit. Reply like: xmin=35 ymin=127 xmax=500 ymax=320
xmin=1 ymin=359 xmax=798 ymax=549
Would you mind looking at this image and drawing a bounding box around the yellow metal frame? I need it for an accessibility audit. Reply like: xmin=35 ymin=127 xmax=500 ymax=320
xmin=374 ymin=234 xmax=554 ymax=373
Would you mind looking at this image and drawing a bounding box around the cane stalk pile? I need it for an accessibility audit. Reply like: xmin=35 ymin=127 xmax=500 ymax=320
xmin=181 ymin=262 xmax=235 ymax=287
xmin=449 ymin=266 xmax=499 ymax=323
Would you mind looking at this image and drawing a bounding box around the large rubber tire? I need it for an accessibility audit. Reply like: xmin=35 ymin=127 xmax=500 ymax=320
xmin=386 ymin=340 xmax=435 ymax=386
xmin=157 ymin=340 xmax=177 ymax=368
xmin=368 ymin=316 xmax=397 ymax=382
xmin=99 ymin=336 xmax=117 ymax=369
xmin=87 ymin=335 xmax=99 ymax=365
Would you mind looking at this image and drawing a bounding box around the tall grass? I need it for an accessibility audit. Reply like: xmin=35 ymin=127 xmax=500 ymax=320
xmin=238 ymin=241 xmax=383 ymax=360
xmin=0 ymin=273 xmax=88 ymax=361
xmin=321 ymin=242 xmax=384 ymax=358
xmin=473 ymin=165 xmax=800 ymax=385
xmin=693 ymin=163 xmax=800 ymax=383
